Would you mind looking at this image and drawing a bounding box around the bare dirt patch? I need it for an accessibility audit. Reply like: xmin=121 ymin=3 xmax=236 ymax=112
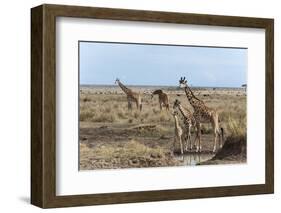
xmin=201 ymin=135 xmax=246 ymax=165
xmin=79 ymin=86 xmax=247 ymax=170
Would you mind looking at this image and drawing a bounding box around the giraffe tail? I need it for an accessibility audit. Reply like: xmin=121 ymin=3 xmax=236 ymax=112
xmin=220 ymin=127 xmax=224 ymax=144
xmin=218 ymin=114 xmax=224 ymax=144
xmin=138 ymin=95 xmax=142 ymax=111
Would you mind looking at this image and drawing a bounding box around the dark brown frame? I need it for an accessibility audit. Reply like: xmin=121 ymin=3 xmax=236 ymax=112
xmin=31 ymin=4 xmax=274 ymax=208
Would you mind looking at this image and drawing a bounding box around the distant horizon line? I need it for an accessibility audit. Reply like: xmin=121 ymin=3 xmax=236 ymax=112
xmin=80 ymin=83 xmax=245 ymax=89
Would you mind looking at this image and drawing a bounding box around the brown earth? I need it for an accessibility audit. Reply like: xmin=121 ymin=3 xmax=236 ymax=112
xmin=201 ymin=135 xmax=246 ymax=165
xmin=80 ymin=122 xmax=223 ymax=170
xmin=79 ymin=86 xmax=247 ymax=170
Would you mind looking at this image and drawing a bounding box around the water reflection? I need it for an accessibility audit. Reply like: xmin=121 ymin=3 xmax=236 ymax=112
xmin=175 ymin=153 xmax=214 ymax=166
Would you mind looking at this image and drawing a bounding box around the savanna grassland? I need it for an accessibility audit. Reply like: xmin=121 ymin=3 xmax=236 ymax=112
xmin=79 ymin=86 xmax=247 ymax=170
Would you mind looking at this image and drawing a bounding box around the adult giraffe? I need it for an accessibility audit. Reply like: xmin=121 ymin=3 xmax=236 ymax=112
xmin=151 ymin=89 xmax=170 ymax=111
xmin=115 ymin=78 xmax=142 ymax=111
xmin=179 ymin=77 xmax=224 ymax=152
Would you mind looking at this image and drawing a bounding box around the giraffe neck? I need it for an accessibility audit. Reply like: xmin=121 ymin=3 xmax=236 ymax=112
xmin=184 ymin=85 xmax=203 ymax=109
xmin=177 ymin=104 xmax=189 ymax=119
xmin=174 ymin=116 xmax=180 ymax=130
xmin=118 ymin=81 xmax=132 ymax=95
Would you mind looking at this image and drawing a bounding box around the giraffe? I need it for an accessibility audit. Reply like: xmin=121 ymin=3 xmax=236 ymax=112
xmin=151 ymin=89 xmax=170 ymax=111
xmin=172 ymin=111 xmax=184 ymax=155
xmin=115 ymin=78 xmax=142 ymax=111
xmin=173 ymin=99 xmax=196 ymax=151
xmin=179 ymin=77 xmax=224 ymax=153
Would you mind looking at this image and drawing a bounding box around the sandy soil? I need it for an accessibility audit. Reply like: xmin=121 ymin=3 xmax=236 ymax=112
xmin=80 ymin=122 xmax=232 ymax=170
xmin=79 ymin=86 xmax=246 ymax=170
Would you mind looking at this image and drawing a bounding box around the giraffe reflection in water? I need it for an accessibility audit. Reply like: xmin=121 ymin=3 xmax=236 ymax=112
xmin=175 ymin=153 xmax=215 ymax=166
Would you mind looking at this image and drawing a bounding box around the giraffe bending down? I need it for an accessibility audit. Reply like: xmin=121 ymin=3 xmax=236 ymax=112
xmin=151 ymin=89 xmax=170 ymax=111
xmin=179 ymin=77 xmax=224 ymax=153
xmin=115 ymin=78 xmax=142 ymax=111
xmin=172 ymin=111 xmax=184 ymax=154
xmin=173 ymin=99 xmax=196 ymax=151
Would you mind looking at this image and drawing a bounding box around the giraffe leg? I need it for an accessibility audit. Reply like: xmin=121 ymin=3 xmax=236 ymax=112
xmin=128 ymin=101 xmax=132 ymax=110
xmin=193 ymin=127 xmax=199 ymax=151
xmin=173 ymin=137 xmax=176 ymax=153
xmin=188 ymin=125 xmax=192 ymax=150
xmin=199 ymin=124 xmax=202 ymax=152
xmin=220 ymin=127 xmax=224 ymax=148
xmin=219 ymin=132 xmax=222 ymax=149
xmin=191 ymin=128 xmax=198 ymax=149
xmin=213 ymin=131 xmax=218 ymax=153
xmin=216 ymin=129 xmax=221 ymax=149
xmin=181 ymin=126 xmax=186 ymax=152
xmin=184 ymin=128 xmax=189 ymax=152
xmin=199 ymin=135 xmax=202 ymax=152
xmin=179 ymin=136 xmax=183 ymax=155
xmin=212 ymin=117 xmax=220 ymax=152
xmin=166 ymin=104 xmax=170 ymax=111
xmin=135 ymin=98 xmax=141 ymax=111
xmin=192 ymin=125 xmax=197 ymax=150
xmin=196 ymin=123 xmax=201 ymax=152
xmin=185 ymin=125 xmax=191 ymax=151
xmin=135 ymin=100 xmax=139 ymax=110
xmin=127 ymin=97 xmax=132 ymax=110
xmin=182 ymin=128 xmax=188 ymax=151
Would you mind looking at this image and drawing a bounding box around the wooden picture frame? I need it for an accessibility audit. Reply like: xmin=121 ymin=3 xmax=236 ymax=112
xmin=31 ymin=4 xmax=274 ymax=208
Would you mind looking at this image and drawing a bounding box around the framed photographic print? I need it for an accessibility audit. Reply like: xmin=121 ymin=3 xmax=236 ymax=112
xmin=31 ymin=4 xmax=274 ymax=208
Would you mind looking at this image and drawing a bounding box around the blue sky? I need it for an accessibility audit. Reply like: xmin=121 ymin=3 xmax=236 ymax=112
xmin=79 ymin=41 xmax=247 ymax=87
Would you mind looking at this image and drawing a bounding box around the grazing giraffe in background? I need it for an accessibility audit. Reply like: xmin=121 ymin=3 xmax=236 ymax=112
xmin=115 ymin=78 xmax=142 ymax=111
xmin=179 ymin=77 xmax=224 ymax=153
xmin=173 ymin=99 xmax=196 ymax=151
xmin=172 ymin=111 xmax=184 ymax=155
xmin=151 ymin=89 xmax=170 ymax=111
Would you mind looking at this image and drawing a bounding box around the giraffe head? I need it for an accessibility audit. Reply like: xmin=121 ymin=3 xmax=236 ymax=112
xmin=179 ymin=77 xmax=188 ymax=88
xmin=173 ymin=99 xmax=181 ymax=109
xmin=115 ymin=78 xmax=120 ymax=84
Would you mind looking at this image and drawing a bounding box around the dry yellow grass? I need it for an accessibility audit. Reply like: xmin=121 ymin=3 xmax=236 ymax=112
xmin=80 ymin=139 xmax=177 ymax=170
xmin=79 ymin=87 xmax=247 ymax=169
xmin=227 ymin=116 xmax=246 ymax=137
xmin=80 ymin=88 xmax=246 ymax=137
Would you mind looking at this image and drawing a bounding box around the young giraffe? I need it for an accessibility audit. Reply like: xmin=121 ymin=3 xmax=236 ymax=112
xmin=151 ymin=89 xmax=170 ymax=111
xmin=172 ymin=111 xmax=184 ymax=155
xmin=115 ymin=78 xmax=142 ymax=111
xmin=173 ymin=99 xmax=196 ymax=151
xmin=179 ymin=77 xmax=224 ymax=153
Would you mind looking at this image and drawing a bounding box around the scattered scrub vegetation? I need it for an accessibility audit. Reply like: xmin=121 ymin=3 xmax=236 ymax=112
xmin=80 ymin=140 xmax=177 ymax=170
xmin=80 ymin=87 xmax=247 ymax=169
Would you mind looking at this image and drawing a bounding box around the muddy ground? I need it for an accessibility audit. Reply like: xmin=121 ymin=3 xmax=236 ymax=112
xmin=79 ymin=122 xmax=245 ymax=170
xmin=79 ymin=86 xmax=246 ymax=170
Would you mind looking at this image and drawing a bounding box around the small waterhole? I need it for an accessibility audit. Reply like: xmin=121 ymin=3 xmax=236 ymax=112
xmin=175 ymin=153 xmax=215 ymax=166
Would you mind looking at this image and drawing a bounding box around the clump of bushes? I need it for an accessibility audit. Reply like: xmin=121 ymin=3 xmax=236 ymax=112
xmin=227 ymin=116 xmax=246 ymax=137
xmin=210 ymin=115 xmax=247 ymax=163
